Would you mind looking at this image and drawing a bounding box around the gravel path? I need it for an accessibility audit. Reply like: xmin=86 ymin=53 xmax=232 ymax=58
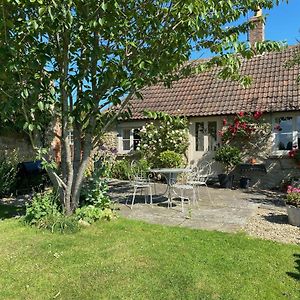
xmin=245 ymin=207 xmax=300 ymax=244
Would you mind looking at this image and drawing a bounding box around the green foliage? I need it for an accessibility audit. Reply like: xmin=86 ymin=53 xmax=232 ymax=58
xmin=75 ymin=206 xmax=114 ymax=224
xmin=24 ymin=191 xmax=61 ymax=226
xmin=80 ymin=172 xmax=111 ymax=209
xmin=220 ymin=111 xmax=269 ymax=143
xmin=286 ymin=186 xmax=300 ymax=208
xmin=286 ymin=193 xmax=300 ymax=208
xmin=75 ymin=205 xmax=103 ymax=224
xmin=158 ymin=150 xmax=183 ymax=168
xmin=79 ymin=168 xmax=115 ymax=224
xmin=214 ymin=145 xmax=242 ymax=173
xmin=0 ymin=150 xmax=18 ymax=196
xmin=110 ymin=159 xmax=132 ymax=180
xmin=36 ymin=214 xmax=80 ymax=234
xmin=139 ymin=111 xmax=189 ymax=167
xmin=24 ymin=191 xmax=79 ymax=233
xmin=0 ymin=0 xmax=285 ymax=214
xmin=110 ymin=158 xmax=151 ymax=180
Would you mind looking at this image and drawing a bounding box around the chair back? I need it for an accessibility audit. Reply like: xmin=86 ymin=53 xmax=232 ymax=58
xmin=129 ymin=161 xmax=150 ymax=184
xmin=191 ymin=162 xmax=213 ymax=184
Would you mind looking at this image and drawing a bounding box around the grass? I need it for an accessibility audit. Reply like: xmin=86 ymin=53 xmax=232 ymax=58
xmin=0 ymin=214 xmax=299 ymax=299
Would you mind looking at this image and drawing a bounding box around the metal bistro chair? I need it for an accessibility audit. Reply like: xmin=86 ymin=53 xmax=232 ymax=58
xmin=171 ymin=181 xmax=194 ymax=214
xmin=126 ymin=161 xmax=153 ymax=209
xmin=170 ymin=173 xmax=195 ymax=214
xmin=188 ymin=162 xmax=213 ymax=205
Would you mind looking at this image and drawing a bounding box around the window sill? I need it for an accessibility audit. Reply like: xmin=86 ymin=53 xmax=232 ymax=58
xmin=269 ymin=151 xmax=290 ymax=159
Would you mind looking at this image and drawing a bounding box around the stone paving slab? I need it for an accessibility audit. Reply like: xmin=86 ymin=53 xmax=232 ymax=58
xmin=108 ymin=180 xmax=276 ymax=233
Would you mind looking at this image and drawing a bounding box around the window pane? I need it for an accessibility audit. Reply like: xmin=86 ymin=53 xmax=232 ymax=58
xmin=123 ymin=129 xmax=130 ymax=139
xmin=195 ymin=122 xmax=204 ymax=151
xmin=276 ymin=133 xmax=293 ymax=150
xmin=123 ymin=140 xmax=130 ymax=151
xmin=208 ymin=121 xmax=217 ymax=151
xmin=297 ymin=116 xmax=300 ymax=131
xmin=296 ymin=117 xmax=300 ymax=148
xmin=275 ymin=117 xmax=292 ymax=133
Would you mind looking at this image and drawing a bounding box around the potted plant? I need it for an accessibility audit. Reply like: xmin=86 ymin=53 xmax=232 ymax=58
xmin=286 ymin=185 xmax=300 ymax=226
xmin=214 ymin=145 xmax=242 ymax=188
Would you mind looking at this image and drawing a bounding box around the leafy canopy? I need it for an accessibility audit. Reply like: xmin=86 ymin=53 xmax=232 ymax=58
xmin=0 ymin=0 xmax=286 ymax=213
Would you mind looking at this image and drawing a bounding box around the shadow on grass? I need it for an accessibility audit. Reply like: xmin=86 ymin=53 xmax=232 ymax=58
xmin=0 ymin=204 xmax=25 ymax=220
xmin=287 ymin=254 xmax=300 ymax=281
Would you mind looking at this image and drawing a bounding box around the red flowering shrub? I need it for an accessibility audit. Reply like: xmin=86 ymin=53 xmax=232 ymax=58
xmin=288 ymin=147 xmax=300 ymax=163
xmin=219 ymin=111 xmax=265 ymax=143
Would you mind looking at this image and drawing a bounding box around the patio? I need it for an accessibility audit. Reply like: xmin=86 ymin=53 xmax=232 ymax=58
xmin=109 ymin=179 xmax=300 ymax=244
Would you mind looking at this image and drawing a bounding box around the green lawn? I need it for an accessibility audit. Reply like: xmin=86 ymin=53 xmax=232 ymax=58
xmin=0 ymin=215 xmax=299 ymax=299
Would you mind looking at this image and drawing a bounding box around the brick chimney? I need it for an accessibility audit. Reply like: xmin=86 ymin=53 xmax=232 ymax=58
xmin=248 ymin=8 xmax=265 ymax=44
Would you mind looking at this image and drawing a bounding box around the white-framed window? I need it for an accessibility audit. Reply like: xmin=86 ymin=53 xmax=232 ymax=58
xmin=272 ymin=115 xmax=300 ymax=154
xmin=120 ymin=128 xmax=141 ymax=153
xmin=195 ymin=121 xmax=219 ymax=152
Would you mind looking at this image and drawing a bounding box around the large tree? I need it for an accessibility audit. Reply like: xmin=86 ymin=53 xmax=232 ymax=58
xmin=0 ymin=0 xmax=285 ymax=214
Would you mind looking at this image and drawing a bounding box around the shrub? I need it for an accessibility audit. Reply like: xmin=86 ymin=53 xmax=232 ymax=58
xmin=79 ymin=167 xmax=115 ymax=224
xmin=138 ymin=111 xmax=189 ymax=167
xmin=24 ymin=191 xmax=61 ymax=226
xmin=75 ymin=206 xmax=115 ymax=224
xmin=214 ymin=145 xmax=242 ymax=173
xmin=75 ymin=205 xmax=103 ymax=224
xmin=110 ymin=159 xmax=132 ymax=180
xmin=158 ymin=150 xmax=183 ymax=168
xmin=0 ymin=150 xmax=18 ymax=196
xmin=219 ymin=111 xmax=269 ymax=142
xmin=110 ymin=158 xmax=151 ymax=180
xmin=24 ymin=191 xmax=80 ymax=233
xmin=81 ymin=171 xmax=111 ymax=209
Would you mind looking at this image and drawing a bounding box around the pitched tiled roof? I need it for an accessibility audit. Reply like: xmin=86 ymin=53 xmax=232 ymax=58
xmin=128 ymin=46 xmax=300 ymax=119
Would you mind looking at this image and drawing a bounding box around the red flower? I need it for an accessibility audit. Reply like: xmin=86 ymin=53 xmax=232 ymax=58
xmin=253 ymin=111 xmax=262 ymax=120
xmin=240 ymin=122 xmax=247 ymax=129
xmin=234 ymin=120 xmax=240 ymax=127
xmin=274 ymin=124 xmax=282 ymax=131
xmin=288 ymin=149 xmax=297 ymax=158
xmin=218 ymin=130 xmax=224 ymax=137
xmin=238 ymin=112 xmax=244 ymax=117
xmin=222 ymin=119 xmax=227 ymax=126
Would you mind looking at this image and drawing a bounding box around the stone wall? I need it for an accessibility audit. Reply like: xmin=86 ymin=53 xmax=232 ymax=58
xmin=232 ymin=158 xmax=300 ymax=189
xmin=0 ymin=129 xmax=35 ymax=161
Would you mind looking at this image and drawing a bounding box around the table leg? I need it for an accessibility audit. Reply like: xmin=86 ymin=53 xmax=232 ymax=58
xmin=167 ymin=184 xmax=172 ymax=208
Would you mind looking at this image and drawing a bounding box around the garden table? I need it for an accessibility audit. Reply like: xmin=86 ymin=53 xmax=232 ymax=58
xmin=150 ymin=168 xmax=192 ymax=208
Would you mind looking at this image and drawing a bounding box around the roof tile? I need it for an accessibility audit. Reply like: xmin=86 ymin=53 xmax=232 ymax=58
xmin=127 ymin=46 xmax=300 ymax=119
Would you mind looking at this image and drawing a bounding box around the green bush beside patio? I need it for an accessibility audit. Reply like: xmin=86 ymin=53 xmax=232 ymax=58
xmin=0 ymin=217 xmax=299 ymax=299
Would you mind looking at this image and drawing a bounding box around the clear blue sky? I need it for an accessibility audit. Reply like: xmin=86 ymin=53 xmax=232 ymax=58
xmin=265 ymin=0 xmax=300 ymax=44
xmin=191 ymin=0 xmax=300 ymax=59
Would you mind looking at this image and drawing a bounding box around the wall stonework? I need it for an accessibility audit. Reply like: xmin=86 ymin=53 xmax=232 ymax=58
xmin=0 ymin=130 xmax=35 ymax=161
xmin=102 ymin=131 xmax=118 ymax=150
xmin=233 ymin=158 xmax=300 ymax=189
